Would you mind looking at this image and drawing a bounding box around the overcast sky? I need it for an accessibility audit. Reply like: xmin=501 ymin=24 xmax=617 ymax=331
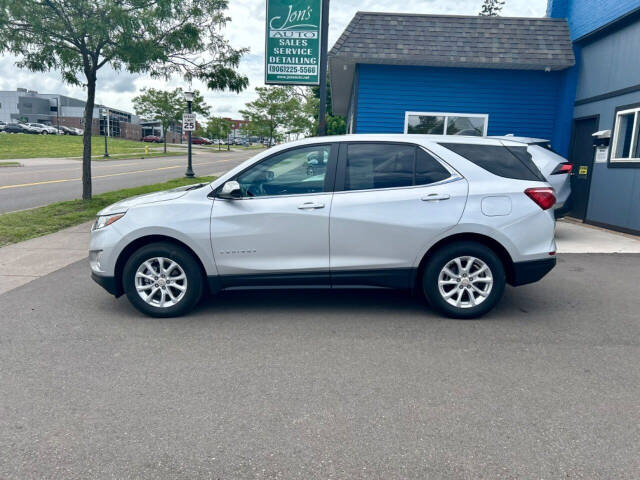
xmin=0 ymin=0 xmax=547 ymax=119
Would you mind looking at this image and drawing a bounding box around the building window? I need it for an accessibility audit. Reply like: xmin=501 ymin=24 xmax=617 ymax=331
xmin=404 ymin=112 xmax=488 ymax=136
xmin=611 ymin=107 xmax=640 ymax=163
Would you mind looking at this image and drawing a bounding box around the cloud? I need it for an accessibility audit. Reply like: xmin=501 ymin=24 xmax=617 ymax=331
xmin=0 ymin=0 xmax=547 ymax=119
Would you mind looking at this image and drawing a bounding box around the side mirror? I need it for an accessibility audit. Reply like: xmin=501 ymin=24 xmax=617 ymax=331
xmin=218 ymin=180 xmax=242 ymax=199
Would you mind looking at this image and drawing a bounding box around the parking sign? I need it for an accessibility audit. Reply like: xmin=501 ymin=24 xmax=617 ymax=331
xmin=183 ymin=113 xmax=196 ymax=132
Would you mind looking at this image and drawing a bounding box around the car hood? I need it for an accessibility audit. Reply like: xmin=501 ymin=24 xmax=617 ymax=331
xmin=97 ymin=184 xmax=205 ymax=215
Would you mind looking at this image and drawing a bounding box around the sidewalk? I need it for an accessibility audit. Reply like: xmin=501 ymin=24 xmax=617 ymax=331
xmin=0 ymin=221 xmax=92 ymax=295
xmin=1 ymin=219 xmax=639 ymax=296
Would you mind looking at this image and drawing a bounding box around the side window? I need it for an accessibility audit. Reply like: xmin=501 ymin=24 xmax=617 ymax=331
xmin=345 ymin=144 xmax=414 ymax=191
xmin=440 ymin=143 xmax=545 ymax=182
xmin=236 ymin=145 xmax=330 ymax=197
xmin=415 ymin=148 xmax=451 ymax=185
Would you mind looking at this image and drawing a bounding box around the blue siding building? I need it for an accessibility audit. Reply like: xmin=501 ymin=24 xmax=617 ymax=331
xmin=356 ymin=65 xmax=563 ymax=145
xmin=330 ymin=2 xmax=640 ymax=234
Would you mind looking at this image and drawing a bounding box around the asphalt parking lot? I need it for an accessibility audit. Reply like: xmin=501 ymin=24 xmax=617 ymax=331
xmin=1 ymin=253 xmax=639 ymax=478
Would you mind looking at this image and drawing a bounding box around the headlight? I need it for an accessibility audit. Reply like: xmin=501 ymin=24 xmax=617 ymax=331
xmin=93 ymin=212 xmax=126 ymax=230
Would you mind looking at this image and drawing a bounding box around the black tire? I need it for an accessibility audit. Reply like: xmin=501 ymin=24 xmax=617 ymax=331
xmin=122 ymin=242 xmax=204 ymax=318
xmin=422 ymin=241 xmax=506 ymax=319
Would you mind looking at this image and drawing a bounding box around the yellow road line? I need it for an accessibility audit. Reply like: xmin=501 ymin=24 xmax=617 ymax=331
xmin=0 ymin=162 xmax=212 ymax=190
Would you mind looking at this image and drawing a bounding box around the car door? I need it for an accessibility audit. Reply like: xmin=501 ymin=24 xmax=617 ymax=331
xmin=329 ymin=142 xmax=468 ymax=287
xmin=210 ymin=143 xmax=337 ymax=283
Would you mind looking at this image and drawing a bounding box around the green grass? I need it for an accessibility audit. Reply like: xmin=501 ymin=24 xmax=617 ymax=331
xmin=234 ymin=144 xmax=268 ymax=151
xmin=0 ymin=134 xmax=165 ymax=160
xmin=0 ymin=176 xmax=215 ymax=247
xmin=0 ymin=161 xmax=21 ymax=167
xmin=90 ymin=151 xmax=185 ymax=161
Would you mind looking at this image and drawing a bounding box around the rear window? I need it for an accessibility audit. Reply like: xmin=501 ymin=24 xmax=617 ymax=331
xmin=440 ymin=143 xmax=546 ymax=182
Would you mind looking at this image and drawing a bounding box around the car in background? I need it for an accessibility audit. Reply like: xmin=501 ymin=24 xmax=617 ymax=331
xmin=89 ymin=134 xmax=557 ymax=319
xmin=490 ymin=136 xmax=572 ymax=218
xmin=58 ymin=125 xmax=80 ymax=135
xmin=3 ymin=123 xmax=36 ymax=134
xmin=142 ymin=135 xmax=163 ymax=143
xmin=0 ymin=121 xmax=6 ymax=132
xmin=190 ymin=136 xmax=211 ymax=145
xmin=25 ymin=123 xmax=59 ymax=134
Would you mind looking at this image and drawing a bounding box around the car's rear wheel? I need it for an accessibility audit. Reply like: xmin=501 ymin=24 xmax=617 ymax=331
xmin=422 ymin=241 xmax=506 ymax=319
xmin=123 ymin=242 xmax=203 ymax=318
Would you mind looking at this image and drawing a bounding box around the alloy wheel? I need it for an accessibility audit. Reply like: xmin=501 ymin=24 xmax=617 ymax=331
xmin=437 ymin=256 xmax=493 ymax=309
xmin=135 ymin=257 xmax=188 ymax=308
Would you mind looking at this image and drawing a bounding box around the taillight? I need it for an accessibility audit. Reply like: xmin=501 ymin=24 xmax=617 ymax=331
xmin=551 ymin=162 xmax=572 ymax=175
xmin=525 ymin=187 xmax=556 ymax=210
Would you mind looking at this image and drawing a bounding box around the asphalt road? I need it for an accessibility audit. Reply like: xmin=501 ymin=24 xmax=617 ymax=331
xmin=1 ymin=254 xmax=639 ymax=479
xmin=0 ymin=149 xmax=254 ymax=213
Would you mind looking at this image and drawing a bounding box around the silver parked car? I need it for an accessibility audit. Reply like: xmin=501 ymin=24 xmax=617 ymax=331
xmin=490 ymin=136 xmax=572 ymax=217
xmin=90 ymin=135 xmax=557 ymax=319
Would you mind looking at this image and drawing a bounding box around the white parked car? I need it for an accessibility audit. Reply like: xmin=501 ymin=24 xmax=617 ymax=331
xmin=490 ymin=136 xmax=572 ymax=217
xmin=90 ymin=135 xmax=557 ymax=319
xmin=25 ymin=123 xmax=59 ymax=134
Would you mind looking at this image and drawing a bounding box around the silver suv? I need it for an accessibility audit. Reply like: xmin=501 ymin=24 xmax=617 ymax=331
xmin=90 ymin=135 xmax=557 ymax=319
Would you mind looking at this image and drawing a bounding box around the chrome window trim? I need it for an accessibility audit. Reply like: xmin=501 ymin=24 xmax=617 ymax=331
xmin=332 ymin=176 xmax=464 ymax=196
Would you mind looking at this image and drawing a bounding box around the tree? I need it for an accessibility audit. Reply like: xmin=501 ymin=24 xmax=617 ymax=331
xmin=0 ymin=0 xmax=248 ymax=200
xmin=307 ymin=80 xmax=346 ymax=136
xmin=205 ymin=117 xmax=231 ymax=150
xmin=239 ymin=87 xmax=310 ymax=147
xmin=133 ymin=88 xmax=211 ymax=153
xmin=479 ymin=0 xmax=505 ymax=16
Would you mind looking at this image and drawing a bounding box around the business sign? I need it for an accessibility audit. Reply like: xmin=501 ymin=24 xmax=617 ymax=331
xmin=265 ymin=0 xmax=322 ymax=85
xmin=182 ymin=113 xmax=196 ymax=132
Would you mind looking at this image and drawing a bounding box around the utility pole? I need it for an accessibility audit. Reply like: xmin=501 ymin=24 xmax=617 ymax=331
xmin=101 ymin=108 xmax=110 ymax=157
xmin=317 ymin=0 xmax=330 ymax=136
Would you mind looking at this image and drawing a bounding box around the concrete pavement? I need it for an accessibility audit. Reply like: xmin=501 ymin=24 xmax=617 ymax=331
xmin=1 ymin=253 xmax=639 ymax=478
xmin=0 ymin=221 xmax=92 ymax=295
xmin=0 ymin=149 xmax=254 ymax=213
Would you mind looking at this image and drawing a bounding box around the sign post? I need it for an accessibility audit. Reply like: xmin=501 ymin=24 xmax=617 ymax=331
xmin=182 ymin=102 xmax=196 ymax=178
xmin=316 ymin=0 xmax=329 ymax=136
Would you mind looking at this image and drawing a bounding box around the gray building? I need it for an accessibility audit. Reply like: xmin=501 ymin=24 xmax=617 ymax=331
xmin=547 ymin=0 xmax=640 ymax=234
xmin=0 ymin=88 xmax=142 ymax=140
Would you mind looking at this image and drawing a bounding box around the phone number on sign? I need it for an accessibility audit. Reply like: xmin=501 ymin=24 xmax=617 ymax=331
xmin=267 ymin=65 xmax=317 ymax=75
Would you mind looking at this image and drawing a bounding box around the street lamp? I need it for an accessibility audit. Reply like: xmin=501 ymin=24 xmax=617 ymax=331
xmin=183 ymin=90 xmax=195 ymax=178
xmin=100 ymin=107 xmax=109 ymax=158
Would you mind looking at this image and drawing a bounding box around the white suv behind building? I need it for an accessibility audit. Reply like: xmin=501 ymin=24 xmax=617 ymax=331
xmin=90 ymin=135 xmax=557 ymax=319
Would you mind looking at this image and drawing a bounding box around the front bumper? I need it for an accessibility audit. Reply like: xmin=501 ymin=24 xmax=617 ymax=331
xmin=510 ymin=257 xmax=556 ymax=286
xmin=91 ymin=273 xmax=121 ymax=297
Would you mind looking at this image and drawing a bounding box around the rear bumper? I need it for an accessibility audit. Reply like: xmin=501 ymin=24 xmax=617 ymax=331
xmin=510 ymin=257 xmax=556 ymax=286
xmin=91 ymin=273 xmax=121 ymax=296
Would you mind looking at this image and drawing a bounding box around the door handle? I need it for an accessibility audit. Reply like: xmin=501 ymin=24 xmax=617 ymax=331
xmin=421 ymin=193 xmax=451 ymax=202
xmin=298 ymin=202 xmax=325 ymax=210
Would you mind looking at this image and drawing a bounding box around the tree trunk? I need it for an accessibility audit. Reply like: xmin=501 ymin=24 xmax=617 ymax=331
xmin=82 ymin=75 xmax=97 ymax=201
xmin=163 ymin=127 xmax=167 ymax=153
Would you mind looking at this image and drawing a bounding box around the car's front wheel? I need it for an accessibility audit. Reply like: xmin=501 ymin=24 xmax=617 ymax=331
xmin=422 ymin=241 xmax=506 ymax=319
xmin=123 ymin=242 xmax=204 ymax=317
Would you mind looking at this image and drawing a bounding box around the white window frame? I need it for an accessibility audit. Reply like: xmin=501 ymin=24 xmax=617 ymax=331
xmin=404 ymin=111 xmax=489 ymax=136
xmin=611 ymin=107 xmax=640 ymax=163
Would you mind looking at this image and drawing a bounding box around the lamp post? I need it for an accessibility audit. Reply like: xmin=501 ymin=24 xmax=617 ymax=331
xmin=52 ymin=97 xmax=60 ymax=133
xmin=183 ymin=91 xmax=195 ymax=178
xmin=100 ymin=107 xmax=109 ymax=158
